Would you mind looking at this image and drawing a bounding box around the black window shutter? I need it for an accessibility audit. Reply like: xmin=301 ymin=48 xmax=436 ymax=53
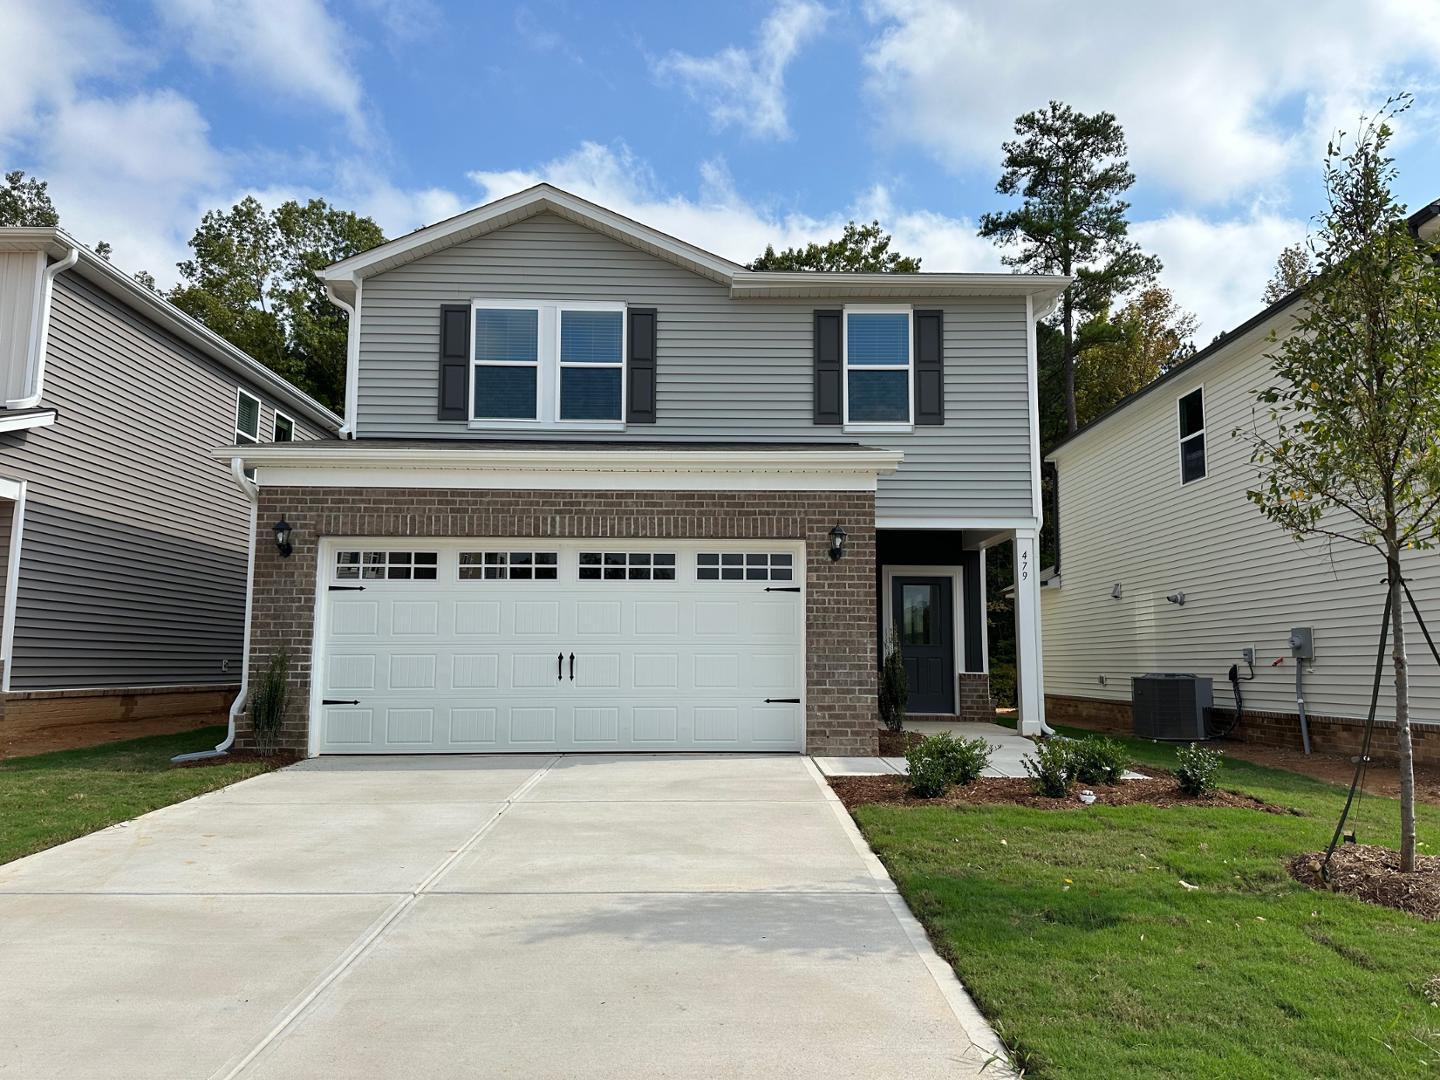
xmin=627 ymin=307 xmax=657 ymax=424
xmin=437 ymin=304 xmax=470 ymax=421
xmin=813 ymin=310 xmax=842 ymax=425
xmin=914 ymin=309 xmax=944 ymax=425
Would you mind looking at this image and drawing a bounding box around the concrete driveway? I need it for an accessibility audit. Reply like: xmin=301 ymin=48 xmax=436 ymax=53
xmin=0 ymin=754 xmax=1009 ymax=1079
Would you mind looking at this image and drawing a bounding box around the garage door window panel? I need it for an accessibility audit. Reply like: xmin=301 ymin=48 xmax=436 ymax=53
xmin=459 ymin=551 xmax=559 ymax=580
xmin=579 ymin=552 xmax=676 ymax=581
xmin=697 ymin=552 xmax=794 ymax=582
xmin=335 ymin=550 xmax=439 ymax=581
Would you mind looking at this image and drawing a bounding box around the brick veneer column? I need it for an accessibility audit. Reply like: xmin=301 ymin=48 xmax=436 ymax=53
xmin=245 ymin=487 xmax=878 ymax=756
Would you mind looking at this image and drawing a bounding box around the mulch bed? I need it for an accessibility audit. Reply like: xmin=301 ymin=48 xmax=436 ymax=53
xmin=1289 ymin=844 xmax=1440 ymax=920
xmin=878 ymin=729 xmax=926 ymax=757
xmin=829 ymin=772 xmax=1286 ymax=813
xmin=171 ymin=749 xmax=301 ymax=770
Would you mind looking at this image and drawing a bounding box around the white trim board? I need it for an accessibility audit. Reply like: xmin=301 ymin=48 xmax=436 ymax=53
xmin=255 ymin=465 xmax=889 ymax=492
xmin=1 ymin=479 xmax=26 ymax=691
xmin=0 ymin=410 xmax=56 ymax=434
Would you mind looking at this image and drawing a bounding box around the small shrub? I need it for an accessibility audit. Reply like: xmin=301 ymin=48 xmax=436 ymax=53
xmin=989 ymin=661 xmax=1017 ymax=708
xmin=905 ymin=733 xmax=993 ymax=798
xmin=248 ymin=649 xmax=290 ymax=756
xmin=1023 ymin=738 xmax=1075 ymax=797
xmin=879 ymin=630 xmax=908 ymax=733
xmin=1175 ymin=742 xmax=1223 ymax=797
xmin=1071 ymin=735 xmax=1131 ymax=785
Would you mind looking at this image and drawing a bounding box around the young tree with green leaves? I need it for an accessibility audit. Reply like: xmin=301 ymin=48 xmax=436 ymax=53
xmin=170 ymin=196 xmax=385 ymax=411
xmin=1262 ymin=242 xmax=1314 ymax=306
xmin=979 ymin=102 xmax=1160 ymax=434
xmin=748 ymin=220 xmax=921 ymax=272
xmin=1238 ymin=99 xmax=1440 ymax=872
xmin=0 ymin=170 xmax=59 ymax=227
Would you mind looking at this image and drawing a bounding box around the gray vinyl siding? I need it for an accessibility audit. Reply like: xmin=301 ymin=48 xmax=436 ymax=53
xmin=1041 ymin=312 xmax=1440 ymax=723
xmin=0 ymin=274 xmax=326 ymax=690
xmin=354 ymin=212 xmax=1035 ymax=521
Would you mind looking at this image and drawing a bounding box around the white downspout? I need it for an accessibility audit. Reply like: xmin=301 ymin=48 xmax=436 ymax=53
xmin=325 ymin=281 xmax=359 ymax=439
xmin=10 ymin=245 xmax=79 ymax=410
xmin=172 ymin=457 xmax=258 ymax=762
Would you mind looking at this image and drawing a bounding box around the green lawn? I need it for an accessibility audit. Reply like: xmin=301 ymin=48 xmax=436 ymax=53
xmin=858 ymin=729 xmax=1440 ymax=1078
xmin=0 ymin=727 xmax=280 ymax=866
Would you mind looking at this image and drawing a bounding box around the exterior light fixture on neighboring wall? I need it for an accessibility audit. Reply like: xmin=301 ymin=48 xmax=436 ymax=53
xmin=1166 ymin=591 xmax=1186 ymax=606
xmin=1111 ymin=583 xmax=1123 ymax=599
xmin=273 ymin=516 xmax=294 ymax=558
xmin=828 ymin=523 xmax=848 ymax=562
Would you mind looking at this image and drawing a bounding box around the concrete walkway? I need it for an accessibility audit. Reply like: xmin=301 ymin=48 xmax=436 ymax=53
xmin=0 ymin=754 xmax=1012 ymax=1079
xmin=815 ymin=722 xmax=1034 ymax=778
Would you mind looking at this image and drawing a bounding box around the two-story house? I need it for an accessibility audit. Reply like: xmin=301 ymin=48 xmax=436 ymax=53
xmin=0 ymin=228 xmax=338 ymax=753
xmin=221 ymin=185 xmax=1064 ymax=757
xmin=1041 ymin=199 xmax=1440 ymax=764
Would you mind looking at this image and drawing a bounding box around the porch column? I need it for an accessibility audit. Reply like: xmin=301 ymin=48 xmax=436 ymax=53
xmin=1013 ymin=526 xmax=1047 ymax=736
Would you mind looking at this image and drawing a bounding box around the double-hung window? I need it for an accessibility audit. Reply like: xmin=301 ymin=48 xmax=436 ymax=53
xmin=272 ymin=410 xmax=295 ymax=442
xmin=470 ymin=300 xmax=625 ymax=427
xmin=844 ymin=307 xmax=912 ymax=428
xmin=1178 ymin=388 xmax=1206 ymax=483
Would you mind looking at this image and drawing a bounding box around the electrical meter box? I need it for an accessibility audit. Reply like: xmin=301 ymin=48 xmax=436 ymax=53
xmin=1288 ymin=627 xmax=1314 ymax=660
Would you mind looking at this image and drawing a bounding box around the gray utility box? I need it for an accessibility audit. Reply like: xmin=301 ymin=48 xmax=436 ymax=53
xmin=1131 ymin=674 xmax=1213 ymax=741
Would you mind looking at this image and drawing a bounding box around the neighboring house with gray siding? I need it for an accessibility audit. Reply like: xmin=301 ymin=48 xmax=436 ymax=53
xmin=1041 ymin=199 xmax=1440 ymax=762
xmin=0 ymin=228 xmax=338 ymax=744
xmin=221 ymin=184 xmax=1064 ymax=760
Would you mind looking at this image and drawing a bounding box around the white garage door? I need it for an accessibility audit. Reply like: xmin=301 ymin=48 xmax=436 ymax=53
xmin=313 ymin=540 xmax=805 ymax=754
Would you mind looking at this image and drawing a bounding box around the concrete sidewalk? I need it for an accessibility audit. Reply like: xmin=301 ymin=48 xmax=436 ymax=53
xmin=0 ymin=753 xmax=1013 ymax=1079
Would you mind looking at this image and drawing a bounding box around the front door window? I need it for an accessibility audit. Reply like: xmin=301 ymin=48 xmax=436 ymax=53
xmin=900 ymin=583 xmax=935 ymax=646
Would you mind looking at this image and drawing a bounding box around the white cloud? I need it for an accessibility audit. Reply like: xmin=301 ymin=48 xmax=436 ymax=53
xmin=0 ymin=0 xmax=142 ymax=146
xmin=159 ymin=0 xmax=368 ymax=139
xmin=1134 ymin=209 xmax=1308 ymax=339
xmin=862 ymin=0 xmax=1440 ymax=203
xmin=466 ymin=141 xmax=1000 ymax=272
xmin=656 ymin=0 xmax=831 ymax=139
xmin=38 ymin=91 xmax=229 ymax=282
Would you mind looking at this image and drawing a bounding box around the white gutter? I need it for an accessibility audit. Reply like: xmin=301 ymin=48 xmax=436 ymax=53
xmin=9 ymin=245 xmax=78 ymax=410
xmin=172 ymin=457 xmax=258 ymax=763
xmin=325 ymin=281 xmax=360 ymax=439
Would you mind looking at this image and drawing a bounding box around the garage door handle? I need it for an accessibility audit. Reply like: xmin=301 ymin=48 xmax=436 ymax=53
xmin=328 ymin=585 xmax=366 ymax=592
xmin=322 ymin=698 xmax=360 ymax=706
xmin=764 ymin=586 xmax=801 ymax=593
xmin=764 ymin=698 xmax=800 ymax=704
xmin=569 ymin=652 xmax=575 ymax=680
xmin=557 ymin=653 xmax=563 ymax=681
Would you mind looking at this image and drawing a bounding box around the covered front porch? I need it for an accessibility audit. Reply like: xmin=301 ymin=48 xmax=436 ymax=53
xmin=875 ymin=524 xmax=1047 ymax=739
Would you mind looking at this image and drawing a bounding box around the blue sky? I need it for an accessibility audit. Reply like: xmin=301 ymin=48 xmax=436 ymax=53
xmin=4 ymin=0 xmax=1440 ymax=335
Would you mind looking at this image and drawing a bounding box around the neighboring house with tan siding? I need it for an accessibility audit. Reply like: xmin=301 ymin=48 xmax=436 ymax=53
xmin=1041 ymin=200 xmax=1440 ymax=761
xmin=0 ymin=228 xmax=338 ymax=748
xmin=217 ymin=184 xmax=1066 ymax=758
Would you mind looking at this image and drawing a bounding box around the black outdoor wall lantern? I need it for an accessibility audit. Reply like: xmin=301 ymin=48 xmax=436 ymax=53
xmin=273 ymin=516 xmax=294 ymax=558
xmin=829 ymin=523 xmax=847 ymax=562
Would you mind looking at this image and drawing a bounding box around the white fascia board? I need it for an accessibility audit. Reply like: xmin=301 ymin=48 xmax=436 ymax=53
xmin=876 ymin=516 xmax=1040 ymax=532
xmin=256 ymin=465 xmax=887 ymax=492
xmin=0 ymin=410 xmax=56 ymax=433
xmin=731 ymin=272 xmax=1070 ymax=304
xmin=223 ymin=445 xmax=902 ymax=492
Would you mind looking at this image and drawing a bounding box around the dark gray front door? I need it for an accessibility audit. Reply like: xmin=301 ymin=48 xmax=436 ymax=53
xmin=891 ymin=576 xmax=955 ymax=714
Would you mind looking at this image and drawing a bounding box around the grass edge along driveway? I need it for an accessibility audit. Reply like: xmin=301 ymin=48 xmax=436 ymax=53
xmin=854 ymin=730 xmax=1440 ymax=1079
xmin=0 ymin=726 xmax=278 ymax=866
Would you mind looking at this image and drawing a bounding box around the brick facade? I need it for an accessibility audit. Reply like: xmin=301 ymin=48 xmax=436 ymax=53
xmin=1046 ymin=692 xmax=1440 ymax=766
xmin=245 ymin=487 xmax=879 ymax=756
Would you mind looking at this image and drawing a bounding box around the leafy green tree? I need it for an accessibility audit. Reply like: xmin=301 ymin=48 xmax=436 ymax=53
xmin=1075 ymin=286 xmax=1196 ymax=423
xmin=170 ymin=196 xmax=385 ymax=411
xmin=1262 ymin=242 xmax=1313 ymax=305
xmin=979 ymin=101 xmax=1160 ymax=435
xmin=0 ymin=170 xmax=59 ymax=227
xmin=748 ymin=220 xmax=921 ymax=272
xmin=1237 ymin=99 xmax=1440 ymax=871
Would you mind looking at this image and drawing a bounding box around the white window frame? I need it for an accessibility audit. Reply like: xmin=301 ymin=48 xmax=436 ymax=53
xmin=468 ymin=298 xmax=627 ymax=431
xmin=272 ymin=409 xmax=295 ymax=442
xmin=234 ymin=387 xmax=261 ymax=445
xmin=1177 ymin=386 xmax=1207 ymax=485
xmin=842 ymin=304 xmax=913 ymax=433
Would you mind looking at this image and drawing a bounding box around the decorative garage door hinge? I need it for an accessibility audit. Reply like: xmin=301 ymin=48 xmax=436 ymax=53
xmin=764 ymin=698 xmax=800 ymax=704
xmin=328 ymin=585 xmax=366 ymax=592
xmin=764 ymin=586 xmax=801 ymax=593
xmin=322 ymin=698 xmax=361 ymax=706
